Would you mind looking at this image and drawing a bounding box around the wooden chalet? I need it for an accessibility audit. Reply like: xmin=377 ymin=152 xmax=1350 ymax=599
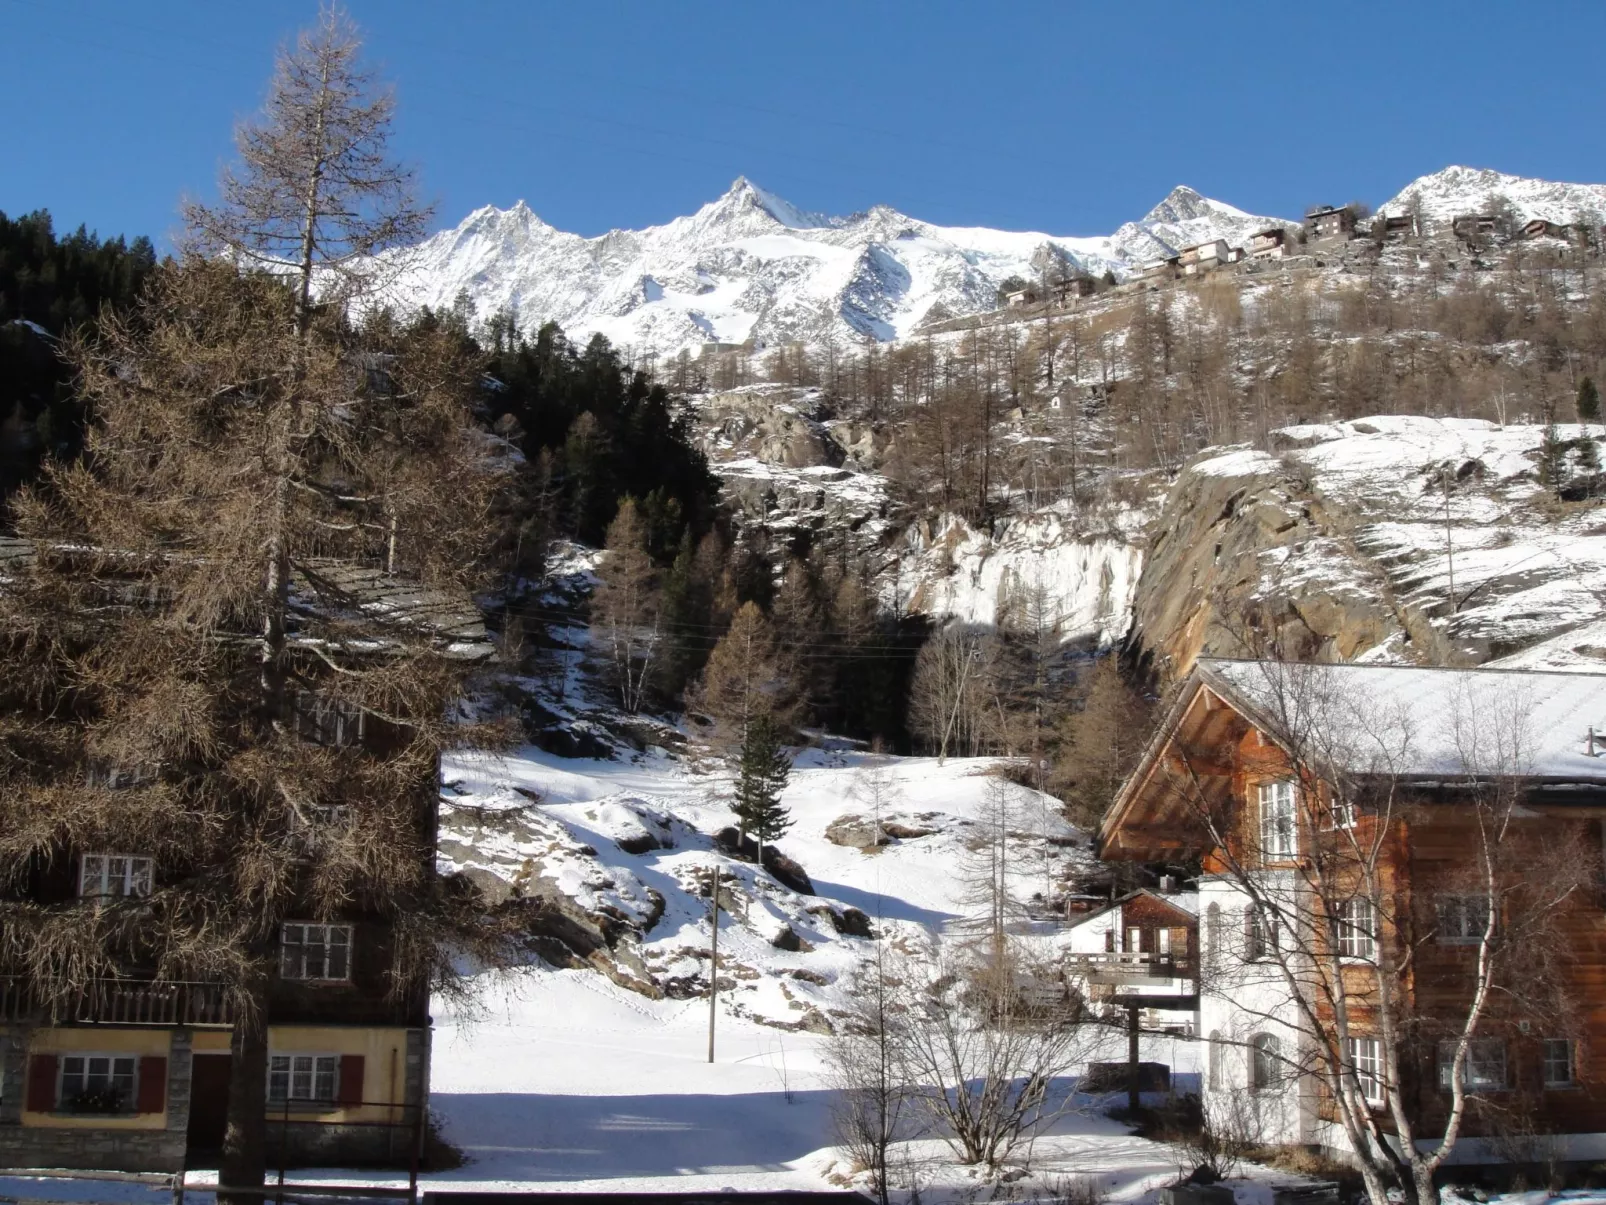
xmin=0 ymin=539 xmax=492 ymax=1172
xmin=1179 ymin=240 xmax=1230 ymax=274
xmin=1062 ymin=886 xmax=1199 ymax=1030
xmin=1248 ymin=228 xmax=1290 ymax=258
xmin=1101 ymin=658 xmax=1606 ymax=1161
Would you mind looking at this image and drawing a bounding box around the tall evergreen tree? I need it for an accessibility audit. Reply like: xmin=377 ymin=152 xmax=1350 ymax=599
xmin=733 ymin=714 xmax=793 ymax=862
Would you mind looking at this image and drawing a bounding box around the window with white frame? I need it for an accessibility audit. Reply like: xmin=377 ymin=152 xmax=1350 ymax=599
xmin=1250 ymin=1033 xmax=1280 ymax=1091
xmin=1436 ymin=895 xmax=1491 ymax=944
xmin=1343 ymin=1036 xmax=1385 ymax=1105
xmin=1543 ymin=1039 xmax=1576 ymax=1088
xmin=1338 ymin=896 xmax=1376 ymax=961
xmin=292 ymin=692 xmax=367 ymax=748
xmin=1437 ymin=1039 xmax=1507 ymax=1092
xmin=280 ymin=922 xmax=352 ymax=981
xmin=59 ymin=1053 xmax=137 ymax=1113
xmin=1258 ymin=780 xmax=1297 ymax=860
xmin=79 ymin=854 xmax=153 ymax=899
xmin=1327 ymin=796 xmax=1358 ymax=831
xmin=267 ymin=1053 xmax=339 ymax=1105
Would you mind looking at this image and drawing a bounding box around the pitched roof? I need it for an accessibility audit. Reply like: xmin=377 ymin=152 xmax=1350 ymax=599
xmin=1197 ymin=657 xmax=1606 ymax=784
xmin=1063 ymin=887 xmax=1200 ymax=930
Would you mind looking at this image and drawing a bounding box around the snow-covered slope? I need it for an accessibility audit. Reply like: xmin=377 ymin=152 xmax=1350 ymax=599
xmin=377 ymin=179 xmax=1290 ymax=354
xmin=1379 ymin=165 xmax=1606 ymax=225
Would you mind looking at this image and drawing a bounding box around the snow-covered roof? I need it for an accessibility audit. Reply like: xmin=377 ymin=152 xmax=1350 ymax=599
xmin=1198 ymin=657 xmax=1606 ymax=785
xmin=1063 ymin=887 xmax=1200 ymax=929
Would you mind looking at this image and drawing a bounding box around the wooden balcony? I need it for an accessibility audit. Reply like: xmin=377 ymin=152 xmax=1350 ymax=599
xmin=1065 ymin=951 xmax=1196 ymax=987
xmin=0 ymin=977 xmax=235 ymax=1027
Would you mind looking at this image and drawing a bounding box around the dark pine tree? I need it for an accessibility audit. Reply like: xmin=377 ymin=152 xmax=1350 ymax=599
xmin=733 ymin=714 xmax=793 ymax=860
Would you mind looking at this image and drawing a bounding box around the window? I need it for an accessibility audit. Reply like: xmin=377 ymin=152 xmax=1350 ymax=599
xmin=1338 ymin=897 xmax=1376 ymax=961
xmin=1245 ymin=905 xmax=1277 ymax=962
xmin=79 ymin=854 xmax=153 ymax=899
xmin=1436 ymin=895 xmax=1491 ymax=944
xmin=268 ymin=1053 xmax=338 ymax=1105
xmin=1344 ymin=1036 xmax=1385 ymax=1105
xmin=85 ymin=762 xmax=155 ymax=790
xmin=59 ymin=1054 xmax=137 ymax=1114
xmin=1327 ymin=796 xmax=1358 ymax=831
xmin=293 ymin=692 xmax=367 ymax=748
xmin=1543 ymin=1039 xmax=1576 ymax=1088
xmin=1207 ymin=1031 xmax=1223 ymax=1091
xmin=1250 ymin=1033 xmax=1280 ymax=1091
xmin=280 ymin=923 xmax=352 ymax=981
xmin=1437 ymin=1039 xmax=1507 ymax=1092
xmin=1258 ymin=780 xmax=1297 ymax=860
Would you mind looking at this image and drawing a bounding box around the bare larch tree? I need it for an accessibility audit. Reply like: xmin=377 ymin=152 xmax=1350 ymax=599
xmin=0 ymin=7 xmax=509 ymax=1194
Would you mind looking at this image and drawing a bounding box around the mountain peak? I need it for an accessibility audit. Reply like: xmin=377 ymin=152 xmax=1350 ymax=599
xmin=1142 ymin=185 xmax=1254 ymax=226
xmin=698 ymin=177 xmax=827 ymax=231
xmin=1380 ymin=165 xmax=1606 ymax=222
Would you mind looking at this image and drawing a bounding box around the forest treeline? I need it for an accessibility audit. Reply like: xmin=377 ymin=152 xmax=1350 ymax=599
xmin=0 ymin=210 xmax=157 ymax=494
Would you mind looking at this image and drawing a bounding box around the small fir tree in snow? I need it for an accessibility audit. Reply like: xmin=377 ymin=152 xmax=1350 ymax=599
xmin=733 ymin=714 xmax=792 ymax=860
xmin=1578 ymin=376 xmax=1601 ymax=425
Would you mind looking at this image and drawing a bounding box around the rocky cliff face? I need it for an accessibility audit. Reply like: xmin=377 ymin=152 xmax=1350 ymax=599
xmin=1124 ymin=417 xmax=1606 ymax=685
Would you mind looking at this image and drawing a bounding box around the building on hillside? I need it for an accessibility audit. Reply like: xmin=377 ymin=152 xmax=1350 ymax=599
xmin=1005 ymin=286 xmax=1039 ymax=307
xmin=1179 ymin=240 xmax=1230 ymax=276
xmin=1100 ymin=657 xmax=1606 ymax=1163
xmin=1225 ymin=246 xmax=1246 ymax=263
xmin=1140 ymin=255 xmax=1182 ymax=281
xmin=0 ymin=539 xmax=491 ymax=1173
xmin=1304 ymin=205 xmax=1358 ymax=240
xmin=1451 ymin=213 xmax=1510 ymax=244
xmin=1379 ymin=212 xmax=1420 ymax=241
xmin=1062 ymin=885 xmax=1199 ymax=1034
xmin=1248 ymin=228 xmax=1290 ymax=258
xmin=1058 ymin=275 xmax=1098 ymax=301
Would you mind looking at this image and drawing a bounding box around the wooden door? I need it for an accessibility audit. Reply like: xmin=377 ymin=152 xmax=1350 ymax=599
xmin=186 ymin=1054 xmax=231 ymax=1158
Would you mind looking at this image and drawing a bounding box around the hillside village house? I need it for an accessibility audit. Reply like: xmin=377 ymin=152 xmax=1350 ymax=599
xmin=1100 ymin=658 xmax=1606 ymax=1162
xmin=0 ymin=540 xmax=489 ymax=1172
xmin=1249 ymin=228 xmax=1290 ymax=258
xmin=1062 ymin=885 xmax=1199 ymax=1034
xmin=1304 ymin=205 xmax=1358 ymax=240
xmin=1180 ymin=240 xmax=1230 ymax=276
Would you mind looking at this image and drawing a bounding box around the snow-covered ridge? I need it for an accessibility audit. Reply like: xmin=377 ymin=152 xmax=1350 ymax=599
xmin=1380 ymin=165 xmax=1606 ymax=224
xmin=376 ymin=178 xmax=1291 ymax=355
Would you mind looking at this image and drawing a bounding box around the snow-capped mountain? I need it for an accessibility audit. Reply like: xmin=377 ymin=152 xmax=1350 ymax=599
xmin=376 ymin=178 xmax=1291 ymax=354
xmin=1379 ymin=165 xmax=1606 ymax=224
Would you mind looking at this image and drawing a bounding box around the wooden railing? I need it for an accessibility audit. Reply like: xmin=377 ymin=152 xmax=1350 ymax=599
xmin=1065 ymin=951 xmax=1196 ymax=985
xmin=0 ymin=977 xmax=235 ymax=1026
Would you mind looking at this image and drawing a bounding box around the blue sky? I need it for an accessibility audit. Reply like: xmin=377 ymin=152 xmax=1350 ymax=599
xmin=3 ymin=0 xmax=1603 ymax=248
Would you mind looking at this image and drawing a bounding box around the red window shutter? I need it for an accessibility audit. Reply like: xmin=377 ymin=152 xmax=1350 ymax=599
xmin=136 ymin=1056 xmax=167 ymax=1113
xmin=26 ymin=1054 xmax=57 ymax=1113
xmin=337 ymin=1054 xmax=365 ymax=1106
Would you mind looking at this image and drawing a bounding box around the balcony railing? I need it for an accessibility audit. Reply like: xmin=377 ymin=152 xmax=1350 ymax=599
xmin=1065 ymin=951 xmax=1196 ymax=986
xmin=0 ymin=977 xmax=235 ymax=1026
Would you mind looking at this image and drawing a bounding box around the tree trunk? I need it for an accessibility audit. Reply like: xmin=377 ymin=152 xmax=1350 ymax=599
xmin=219 ymin=998 xmax=270 ymax=1198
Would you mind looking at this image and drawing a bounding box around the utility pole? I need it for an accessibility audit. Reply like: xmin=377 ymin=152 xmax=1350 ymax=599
xmin=707 ymin=863 xmax=721 ymax=1063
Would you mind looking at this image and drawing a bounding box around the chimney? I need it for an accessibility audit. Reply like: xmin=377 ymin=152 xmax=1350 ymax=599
xmin=1159 ymin=874 xmax=1177 ymax=894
